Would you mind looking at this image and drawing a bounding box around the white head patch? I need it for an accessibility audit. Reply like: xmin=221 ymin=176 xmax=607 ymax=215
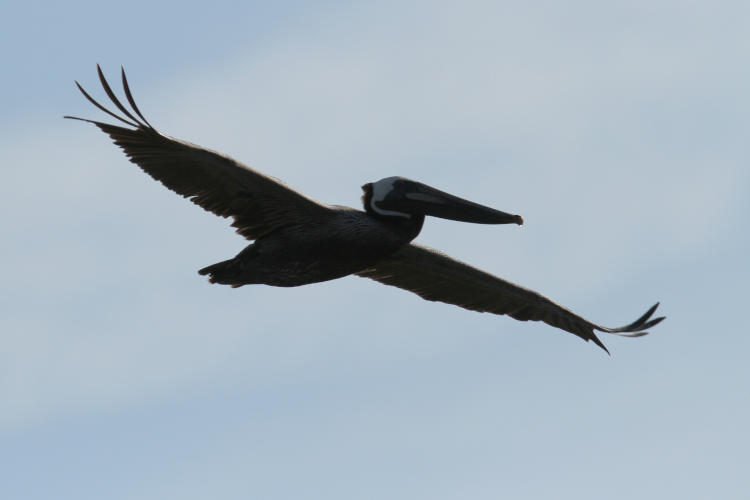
xmin=370 ymin=176 xmax=411 ymax=218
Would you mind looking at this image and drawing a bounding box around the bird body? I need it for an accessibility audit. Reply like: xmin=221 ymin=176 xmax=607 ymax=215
xmin=199 ymin=207 xmax=423 ymax=287
xmin=67 ymin=66 xmax=664 ymax=353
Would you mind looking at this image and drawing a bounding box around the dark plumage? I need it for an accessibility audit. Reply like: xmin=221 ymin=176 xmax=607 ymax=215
xmin=66 ymin=65 xmax=664 ymax=353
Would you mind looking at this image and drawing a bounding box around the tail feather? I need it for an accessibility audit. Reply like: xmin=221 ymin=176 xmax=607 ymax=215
xmin=198 ymin=259 xmax=245 ymax=288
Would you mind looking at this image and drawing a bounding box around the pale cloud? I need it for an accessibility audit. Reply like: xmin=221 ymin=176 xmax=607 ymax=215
xmin=4 ymin=0 xmax=746 ymax=432
xmin=2 ymin=3 xmax=749 ymax=499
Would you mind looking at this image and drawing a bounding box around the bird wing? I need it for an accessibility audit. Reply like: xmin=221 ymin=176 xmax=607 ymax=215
xmin=65 ymin=65 xmax=333 ymax=241
xmin=356 ymin=243 xmax=664 ymax=353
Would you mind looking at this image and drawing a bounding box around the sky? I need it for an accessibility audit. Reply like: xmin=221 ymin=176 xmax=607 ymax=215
xmin=2 ymin=1 xmax=749 ymax=499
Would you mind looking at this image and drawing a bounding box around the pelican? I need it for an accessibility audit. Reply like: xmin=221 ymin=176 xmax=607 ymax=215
xmin=66 ymin=66 xmax=664 ymax=353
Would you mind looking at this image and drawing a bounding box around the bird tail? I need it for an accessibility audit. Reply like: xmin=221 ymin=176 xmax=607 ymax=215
xmin=198 ymin=259 xmax=246 ymax=288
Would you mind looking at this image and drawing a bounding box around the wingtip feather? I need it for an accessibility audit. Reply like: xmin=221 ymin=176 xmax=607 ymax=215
xmin=96 ymin=64 xmax=144 ymax=127
xmin=590 ymin=334 xmax=611 ymax=355
xmin=121 ymin=66 xmax=154 ymax=129
xmin=72 ymin=77 xmax=140 ymax=128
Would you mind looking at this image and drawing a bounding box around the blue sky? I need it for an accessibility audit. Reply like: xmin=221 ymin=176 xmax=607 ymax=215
xmin=2 ymin=1 xmax=749 ymax=499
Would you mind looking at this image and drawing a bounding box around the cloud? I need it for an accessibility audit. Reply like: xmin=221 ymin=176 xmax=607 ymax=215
xmin=2 ymin=0 xmax=747 ymax=437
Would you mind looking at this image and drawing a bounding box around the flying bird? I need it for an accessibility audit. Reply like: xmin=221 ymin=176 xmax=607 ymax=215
xmin=66 ymin=66 xmax=664 ymax=353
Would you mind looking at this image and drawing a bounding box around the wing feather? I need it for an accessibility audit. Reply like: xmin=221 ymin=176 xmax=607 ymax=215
xmin=357 ymin=244 xmax=664 ymax=353
xmin=65 ymin=65 xmax=333 ymax=240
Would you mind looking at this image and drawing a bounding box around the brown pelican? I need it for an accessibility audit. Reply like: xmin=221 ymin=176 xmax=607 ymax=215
xmin=66 ymin=66 xmax=664 ymax=353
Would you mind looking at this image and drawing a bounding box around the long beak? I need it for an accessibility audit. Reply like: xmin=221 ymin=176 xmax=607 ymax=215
xmin=382 ymin=180 xmax=523 ymax=225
